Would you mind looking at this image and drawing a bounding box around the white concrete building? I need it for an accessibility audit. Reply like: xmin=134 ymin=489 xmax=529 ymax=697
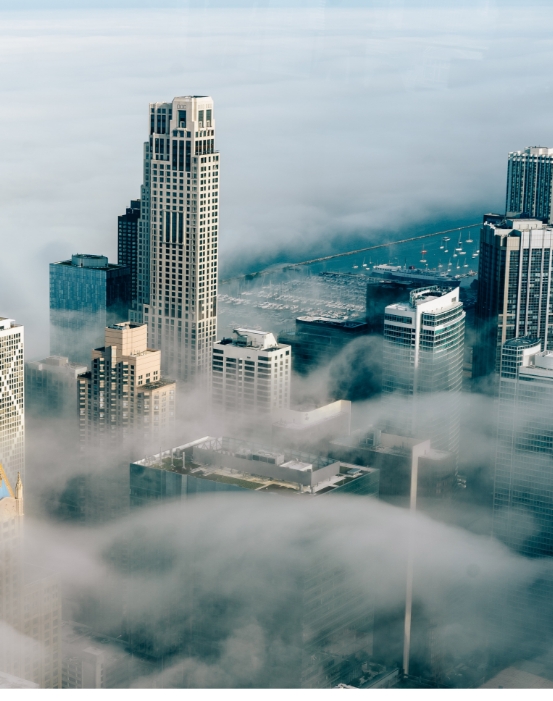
xmin=381 ymin=286 xmax=465 ymax=454
xmin=212 ymin=329 xmax=291 ymax=417
xmin=132 ymin=96 xmax=219 ymax=386
xmin=0 ymin=318 xmax=24 ymax=487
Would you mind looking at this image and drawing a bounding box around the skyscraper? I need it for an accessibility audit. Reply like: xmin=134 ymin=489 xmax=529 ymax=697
xmin=25 ymin=356 xmax=87 ymax=420
xmin=278 ymin=316 xmax=368 ymax=375
xmin=493 ymin=336 xmax=553 ymax=556
xmin=50 ymin=254 xmax=130 ymax=366
xmin=506 ymin=147 xmax=553 ymax=222
xmin=118 ymin=199 xmax=141 ymax=314
xmin=212 ymin=329 xmax=291 ymax=419
xmin=474 ymin=216 xmax=553 ymax=379
xmin=0 ymin=318 xmax=24 ymax=488
xmin=381 ymin=286 xmax=465 ymax=454
xmin=136 ymin=96 xmax=219 ymax=384
xmin=0 ymin=468 xmax=62 ymax=688
xmin=77 ymin=322 xmax=176 ymax=448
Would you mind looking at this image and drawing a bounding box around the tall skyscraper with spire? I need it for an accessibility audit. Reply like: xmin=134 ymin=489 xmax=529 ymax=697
xmin=129 ymin=96 xmax=219 ymax=385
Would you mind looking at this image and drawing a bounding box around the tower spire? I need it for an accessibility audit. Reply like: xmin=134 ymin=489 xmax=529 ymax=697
xmin=15 ymin=472 xmax=23 ymax=516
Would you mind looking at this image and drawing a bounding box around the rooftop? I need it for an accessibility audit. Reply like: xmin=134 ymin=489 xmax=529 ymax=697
xmin=52 ymin=254 xmax=126 ymax=271
xmin=216 ymin=328 xmax=287 ymax=351
xmin=504 ymin=335 xmax=541 ymax=348
xmin=133 ymin=436 xmax=377 ymax=495
xmin=0 ymin=318 xmax=19 ymax=331
xmin=296 ymin=316 xmax=367 ymax=330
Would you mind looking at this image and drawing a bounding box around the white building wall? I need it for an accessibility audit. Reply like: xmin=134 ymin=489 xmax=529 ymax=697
xmin=0 ymin=319 xmax=24 ymax=487
xmin=212 ymin=335 xmax=291 ymax=418
xmin=140 ymin=96 xmax=219 ymax=386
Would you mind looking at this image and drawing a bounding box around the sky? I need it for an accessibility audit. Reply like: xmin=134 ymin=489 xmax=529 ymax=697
xmin=0 ymin=1 xmax=552 ymax=357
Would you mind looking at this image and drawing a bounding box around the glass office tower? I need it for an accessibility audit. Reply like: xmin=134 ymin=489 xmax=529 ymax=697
xmin=381 ymin=286 xmax=465 ymax=455
xmin=50 ymin=254 xmax=130 ymax=366
xmin=474 ymin=216 xmax=553 ymax=380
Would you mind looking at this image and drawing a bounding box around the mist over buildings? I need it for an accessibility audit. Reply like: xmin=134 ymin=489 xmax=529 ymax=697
xmin=2 ymin=0 xmax=553 ymax=690
xmin=1 ymin=1 xmax=552 ymax=356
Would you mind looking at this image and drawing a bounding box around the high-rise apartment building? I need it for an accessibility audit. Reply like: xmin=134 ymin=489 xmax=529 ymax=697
xmin=494 ymin=336 xmax=553 ymax=556
xmin=506 ymin=147 xmax=553 ymax=222
xmin=77 ymin=322 xmax=176 ymax=448
xmin=381 ymin=286 xmax=465 ymax=454
xmin=212 ymin=329 xmax=291 ymax=418
xmin=0 ymin=318 xmax=24 ymax=488
xmin=132 ymin=96 xmax=219 ymax=385
xmin=474 ymin=216 xmax=553 ymax=379
xmin=50 ymin=254 xmax=130 ymax=366
xmin=25 ymin=356 xmax=87 ymax=420
xmin=118 ymin=199 xmax=141 ymax=312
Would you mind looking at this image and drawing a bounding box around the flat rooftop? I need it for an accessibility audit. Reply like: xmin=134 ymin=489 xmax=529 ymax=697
xmin=135 ymin=455 xmax=375 ymax=496
xmin=133 ymin=436 xmax=378 ymax=496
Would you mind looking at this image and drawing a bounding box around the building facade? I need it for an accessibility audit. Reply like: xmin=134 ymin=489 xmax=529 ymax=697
xmin=50 ymin=254 xmax=130 ymax=366
xmin=493 ymin=336 xmax=553 ymax=556
xmin=212 ymin=329 xmax=291 ymax=419
xmin=0 ymin=468 xmax=62 ymax=688
xmin=0 ymin=318 xmax=24 ymax=488
xmin=133 ymin=96 xmax=219 ymax=385
xmin=118 ymin=199 xmax=141 ymax=313
xmin=506 ymin=147 xmax=553 ymax=222
xmin=381 ymin=286 xmax=465 ymax=455
xmin=474 ymin=216 xmax=553 ymax=379
xmin=25 ymin=356 xmax=87 ymax=420
xmin=77 ymin=322 xmax=176 ymax=449
xmin=279 ymin=316 xmax=368 ymax=374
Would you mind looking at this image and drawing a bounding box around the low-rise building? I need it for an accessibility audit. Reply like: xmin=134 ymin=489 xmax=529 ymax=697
xmin=130 ymin=435 xmax=379 ymax=504
xmin=128 ymin=436 xmax=379 ymax=687
xmin=271 ymin=400 xmax=351 ymax=448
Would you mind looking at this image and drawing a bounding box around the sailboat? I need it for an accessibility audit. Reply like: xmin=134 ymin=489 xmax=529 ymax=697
xmin=420 ymin=246 xmax=427 ymax=264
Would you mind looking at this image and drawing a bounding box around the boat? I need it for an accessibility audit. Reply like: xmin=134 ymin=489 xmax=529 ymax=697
xmin=371 ymin=264 xmax=459 ymax=286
